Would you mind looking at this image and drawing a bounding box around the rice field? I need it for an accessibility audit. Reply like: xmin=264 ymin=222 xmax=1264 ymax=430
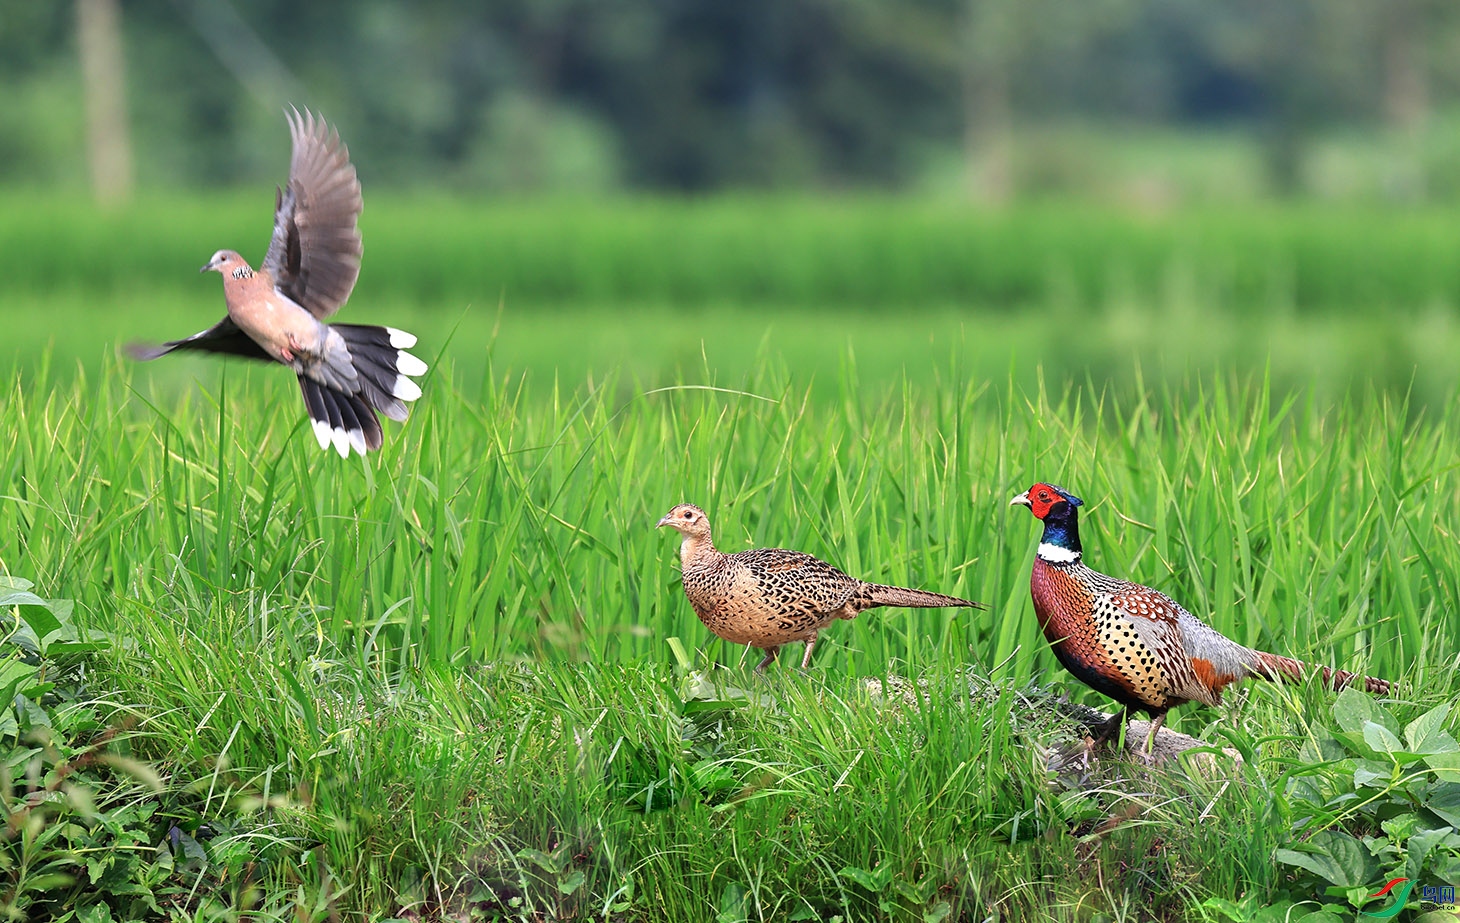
xmin=1 ymin=195 xmax=1458 ymax=920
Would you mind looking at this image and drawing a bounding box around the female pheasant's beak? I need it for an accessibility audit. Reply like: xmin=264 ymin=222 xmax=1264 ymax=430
xmin=1010 ymin=490 xmax=1031 ymax=508
xmin=655 ymin=513 xmax=674 ymax=528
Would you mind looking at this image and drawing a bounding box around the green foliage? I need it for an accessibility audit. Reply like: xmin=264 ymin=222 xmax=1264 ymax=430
xmin=10 ymin=195 xmax=1460 ymax=412
xmin=1268 ymin=691 xmax=1460 ymax=917
xmin=0 ymin=352 xmax=1451 ymax=917
xmin=0 ymin=577 xmax=365 ymax=920
xmin=0 ymin=354 xmax=1446 ymax=687
xmin=14 ymin=195 xmax=1460 ymax=313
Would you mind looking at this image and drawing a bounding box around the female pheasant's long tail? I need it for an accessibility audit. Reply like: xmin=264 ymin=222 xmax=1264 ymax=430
xmin=861 ymin=584 xmax=986 ymax=610
xmin=1248 ymin=651 xmax=1393 ymax=695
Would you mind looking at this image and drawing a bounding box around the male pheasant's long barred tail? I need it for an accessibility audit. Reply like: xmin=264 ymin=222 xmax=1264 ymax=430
xmin=861 ymin=584 xmax=984 ymax=610
xmin=1250 ymin=651 xmax=1393 ymax=696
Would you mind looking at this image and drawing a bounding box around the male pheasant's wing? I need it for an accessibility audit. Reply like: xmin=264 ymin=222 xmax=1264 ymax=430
xmin=1105 ymin=581 xmax=1244 ymax=707
xmin=733 ymin=548 xmax=860 ymax=614
xmin=126 ymin=317 xmax=273 ymax=362
xmin=261 ymin=108 xmax=363 ymax=319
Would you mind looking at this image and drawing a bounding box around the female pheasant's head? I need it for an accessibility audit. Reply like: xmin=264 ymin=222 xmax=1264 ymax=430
xmin=656 ymin=503 xmax=712 ymax=540
xmin=1010 ymin=483 xmax=1083 ymax=562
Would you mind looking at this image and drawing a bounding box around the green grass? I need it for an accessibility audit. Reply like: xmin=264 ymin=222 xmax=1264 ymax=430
xmin=10 ymin=194 xmax=1460 ymax=312
xmin=8 ymin=356 xmax=1448 ymax=680
xmin=1 ymin=353 xmax=1457 ymax=918
xmin=7 ymin=193 xmax=1460 ymax=408
xmin=2 ymin=194 xmax=1459 ymax=918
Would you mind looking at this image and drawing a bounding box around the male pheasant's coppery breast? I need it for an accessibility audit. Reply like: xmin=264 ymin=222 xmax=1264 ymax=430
xmin=1030 ymin=559 xmax=1172 ymax=711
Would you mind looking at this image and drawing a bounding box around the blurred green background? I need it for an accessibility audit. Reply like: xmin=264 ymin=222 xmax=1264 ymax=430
xmin=6 ymin=0 xmax=1460 ymax=404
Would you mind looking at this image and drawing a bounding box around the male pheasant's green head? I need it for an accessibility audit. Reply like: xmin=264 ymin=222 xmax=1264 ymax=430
xmin=1010 ymin=482 xmax=1083 ymax=560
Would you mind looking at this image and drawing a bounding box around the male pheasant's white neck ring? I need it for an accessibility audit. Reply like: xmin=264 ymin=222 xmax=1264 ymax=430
xmin=1037 ymin=542 xmax=1081 ymax=564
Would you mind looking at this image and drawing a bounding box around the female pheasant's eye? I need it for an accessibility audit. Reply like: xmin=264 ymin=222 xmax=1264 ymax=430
xmin=683 ymin=511 xmax=693 ymax=518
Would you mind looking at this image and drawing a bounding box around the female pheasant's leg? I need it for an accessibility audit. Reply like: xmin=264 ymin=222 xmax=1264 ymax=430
xmin=799 ymin=631 xmax=821 ymax=669
xmin=754 ymin=646 xmax=780 ymax=672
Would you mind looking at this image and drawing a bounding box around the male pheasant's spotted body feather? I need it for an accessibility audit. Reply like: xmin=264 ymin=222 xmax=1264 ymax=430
xmin=1013 ymin=483 xmax=1392 ymax=756
xmin=658 ymin=504 xmax=982 ymax=670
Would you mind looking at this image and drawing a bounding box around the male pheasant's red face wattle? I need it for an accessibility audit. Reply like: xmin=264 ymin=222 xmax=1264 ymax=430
xmin=1012 ymin=483 xmax=1067 ymax=520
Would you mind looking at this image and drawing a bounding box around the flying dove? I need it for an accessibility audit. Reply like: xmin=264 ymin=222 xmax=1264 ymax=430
xmin=129 ymin=108 xmax=427 ymax=457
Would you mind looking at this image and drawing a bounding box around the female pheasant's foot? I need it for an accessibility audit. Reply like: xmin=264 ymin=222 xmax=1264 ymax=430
xmin=799 ymin=632 xmax=820 ymax=670
xmin=754 ymin=647 xmax=780 ymax=673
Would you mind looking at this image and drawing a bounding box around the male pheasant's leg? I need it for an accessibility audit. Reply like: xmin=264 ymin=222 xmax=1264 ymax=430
xmin=1140 ymin=712 xmax=1168 ymax=765
xmin=800 ymin=631 xmax=820 ymax=670
xmin=754 ymin=646 xmax=780 ymax=673
xmin=1084 ymin=709 xmax=1128 ymax=769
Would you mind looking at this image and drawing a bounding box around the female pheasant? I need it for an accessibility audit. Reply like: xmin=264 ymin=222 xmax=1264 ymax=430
xmin=1010 ymin=483 xmax=1392 ymax=757
xmin=657 ymin=503 xmax=983 ymax=670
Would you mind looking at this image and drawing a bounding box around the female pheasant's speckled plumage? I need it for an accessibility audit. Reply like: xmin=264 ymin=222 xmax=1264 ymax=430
xmin=657 ymin=503 xmax=983 ymax=670
xmin=1012 ymin=482 xmax=1392 ymax=754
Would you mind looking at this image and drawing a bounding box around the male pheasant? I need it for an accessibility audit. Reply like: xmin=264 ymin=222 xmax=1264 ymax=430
xmin=1010 ymin=483 xmax=1392 ymax=757
xmin=129 ymin=108 xmax=427 ymax=457
xmin=657 ymin=503 xmax=984 ymax=670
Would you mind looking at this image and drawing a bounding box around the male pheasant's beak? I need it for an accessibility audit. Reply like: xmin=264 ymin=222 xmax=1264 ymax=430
xmin=1010 ymin=490 xmax=1031 ymax=508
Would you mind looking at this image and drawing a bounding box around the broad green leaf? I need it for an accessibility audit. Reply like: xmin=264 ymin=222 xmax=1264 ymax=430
xmin=840 ymin=865 xmax=891 ymax=892
xmin=1405 ymin=703 xmax=1456 ymax=754
xmin=0 ymin=659 xmax=38 ymax=707
xmin=176 ymin=829 xmax=207 ymax=864
xmin=77 ymin=903 xmax=114 ymax=923
xmin=14 ymin=604 xmax=62 ymax=647
xmin=1426 ymin=783 xmax=1460 ymax=827
xmin=0 ymin=590 xmax=47 ymax=608
xmin=557 ymin=869 xmax=586 ymax=896
xmin=1354 ymin=759 xmax=1391 ymax=788
xmin=0 ymin=578 xmax=33 ymax=592
xmin=1425 ymin=752 xmax=1460 ymax=783
xmin=516 ymin=848 xmax=563 ymax=874
xmin=717 ymin=882 xmax=747 ymax=923
xmin=1275 ymin=831 xmax=1375 ymax=887
xmin=923 ymin=901 xmax=953 ymax=923
xmin=1334 ymin=688 xmax=1376 ymax=734
xmin=1363 ymin=721 xmax=1406 ymax=755
xmin=1405 ymin=826 xmax=1455 ymax=881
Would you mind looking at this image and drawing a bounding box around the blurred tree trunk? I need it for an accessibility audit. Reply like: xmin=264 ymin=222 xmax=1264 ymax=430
xmin=962 ymin=0 xmax=1016 ymax=205
xmin=1382 ymin=0 xmax=1428 ymax=199
xmin=77 ymin=0 xmax=132 ymax=206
